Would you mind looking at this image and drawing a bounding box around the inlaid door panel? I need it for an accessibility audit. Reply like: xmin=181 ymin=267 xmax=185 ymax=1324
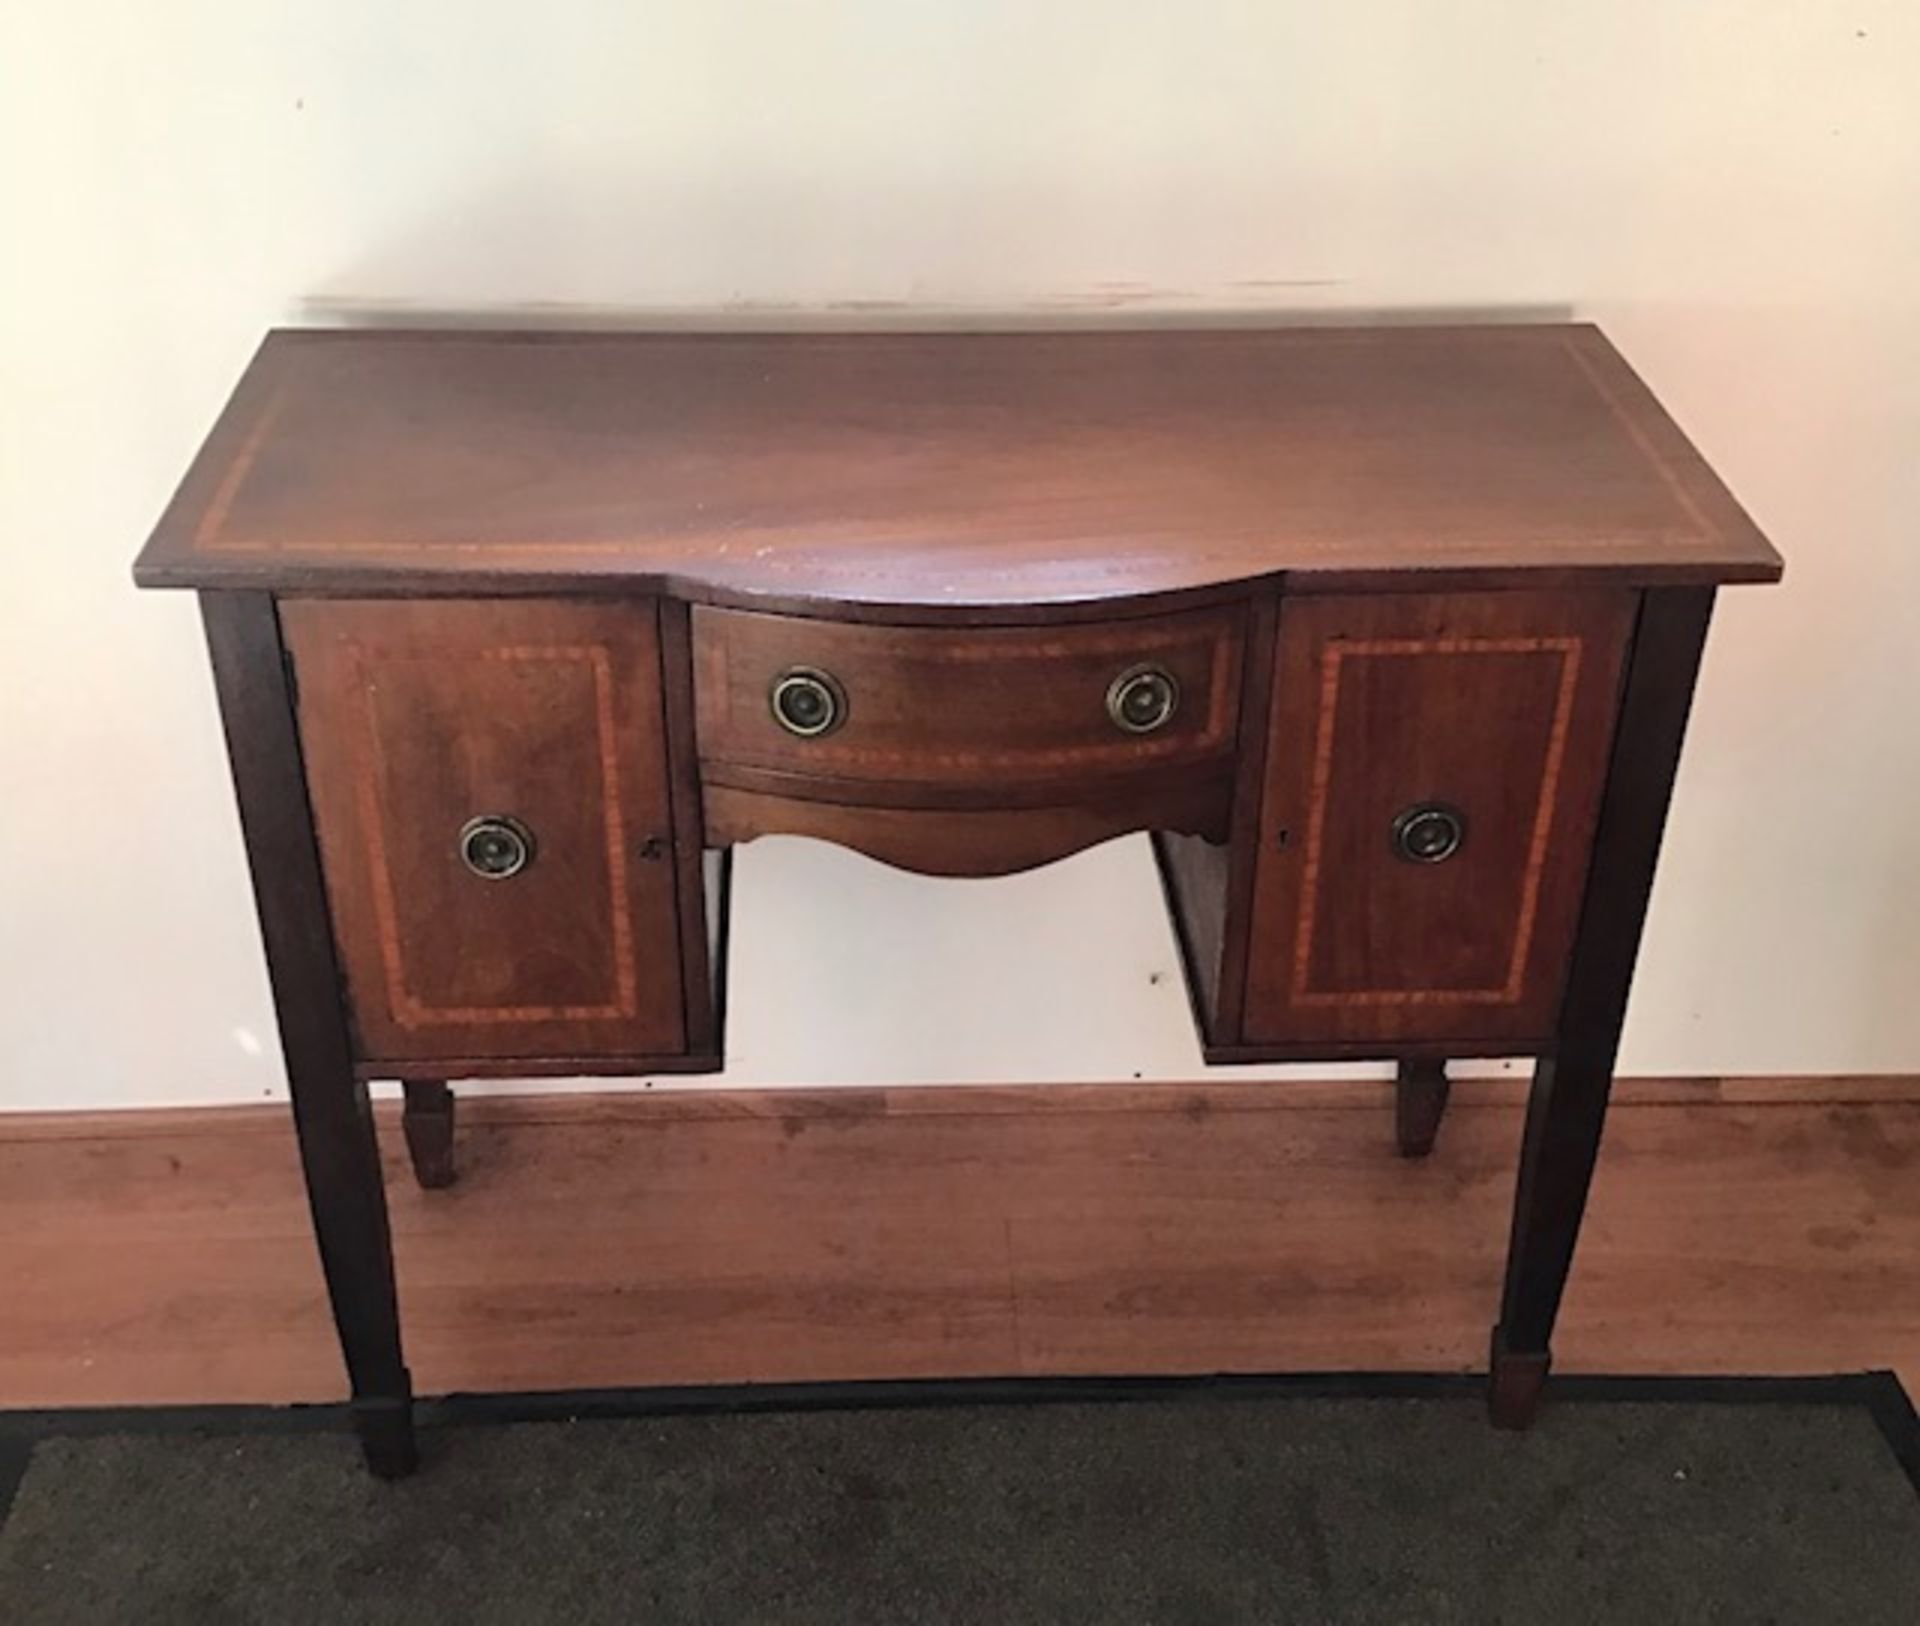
xmin=1243 ymin=591 xmax=1635 ymax=1046
xmin=281 ymin=599 xmax=686 ymax=1063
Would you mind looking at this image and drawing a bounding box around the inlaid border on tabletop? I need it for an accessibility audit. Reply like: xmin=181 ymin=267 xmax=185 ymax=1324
xmin=133 ymin=326 xmax=1783 ymax=605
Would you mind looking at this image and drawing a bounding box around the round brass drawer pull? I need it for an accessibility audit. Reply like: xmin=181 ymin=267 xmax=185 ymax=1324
xmin=1106 ymin=664 xmax=1180 ymax=735
xmin=1392 ymin=802 xmax=1466 ymax=865
xmin=770 ymin=667 xmax=847 ymax=738
xmin=458 ymin=814 xmax=535 ymax=880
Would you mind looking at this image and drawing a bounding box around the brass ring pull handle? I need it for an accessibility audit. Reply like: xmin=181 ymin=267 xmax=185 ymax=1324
xmin=769 ymin=667 xmax=847 ymax=738
xmin=1392 ymin=802 xmax=1466 ymax=865
xmin=1106 ymin=664 xmax=1180 ymax=735
xmin=459 ymin=814 xmax=535 ymax=880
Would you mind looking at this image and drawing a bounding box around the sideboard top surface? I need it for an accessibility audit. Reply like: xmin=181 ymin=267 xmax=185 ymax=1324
xmin=135 ymin=324 xmax=1781 ymax=613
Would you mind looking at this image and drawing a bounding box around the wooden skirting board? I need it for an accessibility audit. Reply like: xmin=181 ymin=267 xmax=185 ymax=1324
xmin=4 ymin=1074 xmax=1917 ymax=1143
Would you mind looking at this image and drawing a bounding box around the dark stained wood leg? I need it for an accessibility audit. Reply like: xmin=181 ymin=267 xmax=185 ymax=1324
xmin=1394 ymin=1059 xmax=1450 ymax=1158
xmin=203 ymin=592 xmax=417 ymax=1478
xmin=401 ymin=1081 xmax=457 ymax=1189
xmin=351 ymin=1392 xmax=420 ymax=1479
xmin=1491 ymin=587 xmax=1715 ymax=1430
xmin=1487 ymin=1325 xmax=1551 ymax=1428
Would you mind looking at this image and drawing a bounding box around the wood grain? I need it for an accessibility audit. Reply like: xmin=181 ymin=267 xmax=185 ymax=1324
xmin=2 ymin=1081 xmax=1913 ymax=1408
xmin=129 ymin=326 xmax=1790 ymax=1454
xmin=282 ymin=599 xmax=689 ymax=1063
xmin=692 ymin=603 xmax=1244 ymax=791
xmin=133 ymin=327 xmax=1782 ymax=608
xmin=703 ymin=777 xmax=1233 ymax=879
xmin=656 ymin=599 xmax=722 ymax=1058
xmin=1242 ymin=591 xmax=1634 ymax=1046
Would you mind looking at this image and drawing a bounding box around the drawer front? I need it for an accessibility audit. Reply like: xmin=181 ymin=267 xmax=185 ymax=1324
xmin=1243 ymin=590 xmax=1634 ymax=1046
xmin=691 ymin=604 xmax=1244 ymax=795
xmin=282 ymin=599 xmax=687 ymax=1063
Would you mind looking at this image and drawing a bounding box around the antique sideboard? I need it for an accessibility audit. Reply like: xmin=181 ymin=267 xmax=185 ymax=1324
xmin=135 ymin=325 xmax=1781 ymax=1476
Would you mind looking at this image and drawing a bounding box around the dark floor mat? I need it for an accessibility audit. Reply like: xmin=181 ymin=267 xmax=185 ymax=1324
xmin=3 ymin=1380 xmax=1917 ymax=1624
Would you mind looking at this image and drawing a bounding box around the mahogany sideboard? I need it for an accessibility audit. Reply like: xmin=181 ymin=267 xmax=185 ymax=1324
xmin=135 ymin=325 xmax=1782 ymax=1476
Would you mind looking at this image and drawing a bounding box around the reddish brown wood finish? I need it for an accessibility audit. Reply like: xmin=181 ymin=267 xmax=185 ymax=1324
xmin=136 ymin=325 xmax=1785 ymax=1464
xmin=704 ymin=778 xmax=1233 ymax=879
xmin=1242 ymin=591 xmax=1635 ymax=1047
xmin=9 ymin=1082 xmax=1919 ymax=1411
xmin=1154 ymin=594 xmax=1280 ymax=1048
xmin=281 ymin=599 xmax=691 ymax=1063
xmin=657 ymin=600 xmax=722 ymax=1059
xmin=134 ymin=327 xmax=1781 ymax=609
xmin=692 ymin=604 xmax=1243 ymax=794
xmin=693 ymin=602 xmax=1244 ymax=875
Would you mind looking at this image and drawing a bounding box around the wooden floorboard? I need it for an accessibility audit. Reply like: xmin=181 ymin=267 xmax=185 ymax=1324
xmin=2 ymin=1080 xmax=1916 ymax=1409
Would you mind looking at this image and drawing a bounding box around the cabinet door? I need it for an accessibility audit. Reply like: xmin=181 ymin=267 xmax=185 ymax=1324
xmin=1243 ymin=591 xmax=1634 ymax=1047
xmin=282 ymin=599 xmax=686 ymax=1063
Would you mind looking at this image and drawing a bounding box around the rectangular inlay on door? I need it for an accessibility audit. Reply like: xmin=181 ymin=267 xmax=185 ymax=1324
xmin=282 ymin=598 xmax=687 ymax=1063
xmin=1243 ymin=591 xmax=1636 ymax=1046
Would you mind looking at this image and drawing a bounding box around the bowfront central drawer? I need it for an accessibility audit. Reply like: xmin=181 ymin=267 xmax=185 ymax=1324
xmin=690 ymin=604 xmax=1245 ymax=801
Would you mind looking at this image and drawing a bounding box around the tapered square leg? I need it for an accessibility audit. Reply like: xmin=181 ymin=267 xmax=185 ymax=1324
xmin=1394 ymin=1059 xmax=1451 ymax=1158
xmin=1490 ymin=1045 xmax=1613 ymax=1429
xmin=204 ymin=593 xmax=418 ymax=1480
xmin=402 ymin=1081 xmax=457 ymax=1189
xmin=1488 ymin=588 xmax=1715 ymax=1431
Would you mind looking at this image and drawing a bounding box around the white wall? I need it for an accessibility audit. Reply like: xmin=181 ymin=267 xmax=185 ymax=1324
xmin=3 ymin=2 xmax=1916 ymax=1110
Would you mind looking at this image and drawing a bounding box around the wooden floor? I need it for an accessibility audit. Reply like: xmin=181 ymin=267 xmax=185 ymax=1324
xmin=3 ymin=1078 xmax=1917 ymax=1409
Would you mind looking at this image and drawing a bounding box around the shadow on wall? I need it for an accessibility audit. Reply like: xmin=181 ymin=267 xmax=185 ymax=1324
xmin=298 ymin=295 xmax=1581 ymax=333
xmin=292 ymin=166 xmax=1576 ymax=333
